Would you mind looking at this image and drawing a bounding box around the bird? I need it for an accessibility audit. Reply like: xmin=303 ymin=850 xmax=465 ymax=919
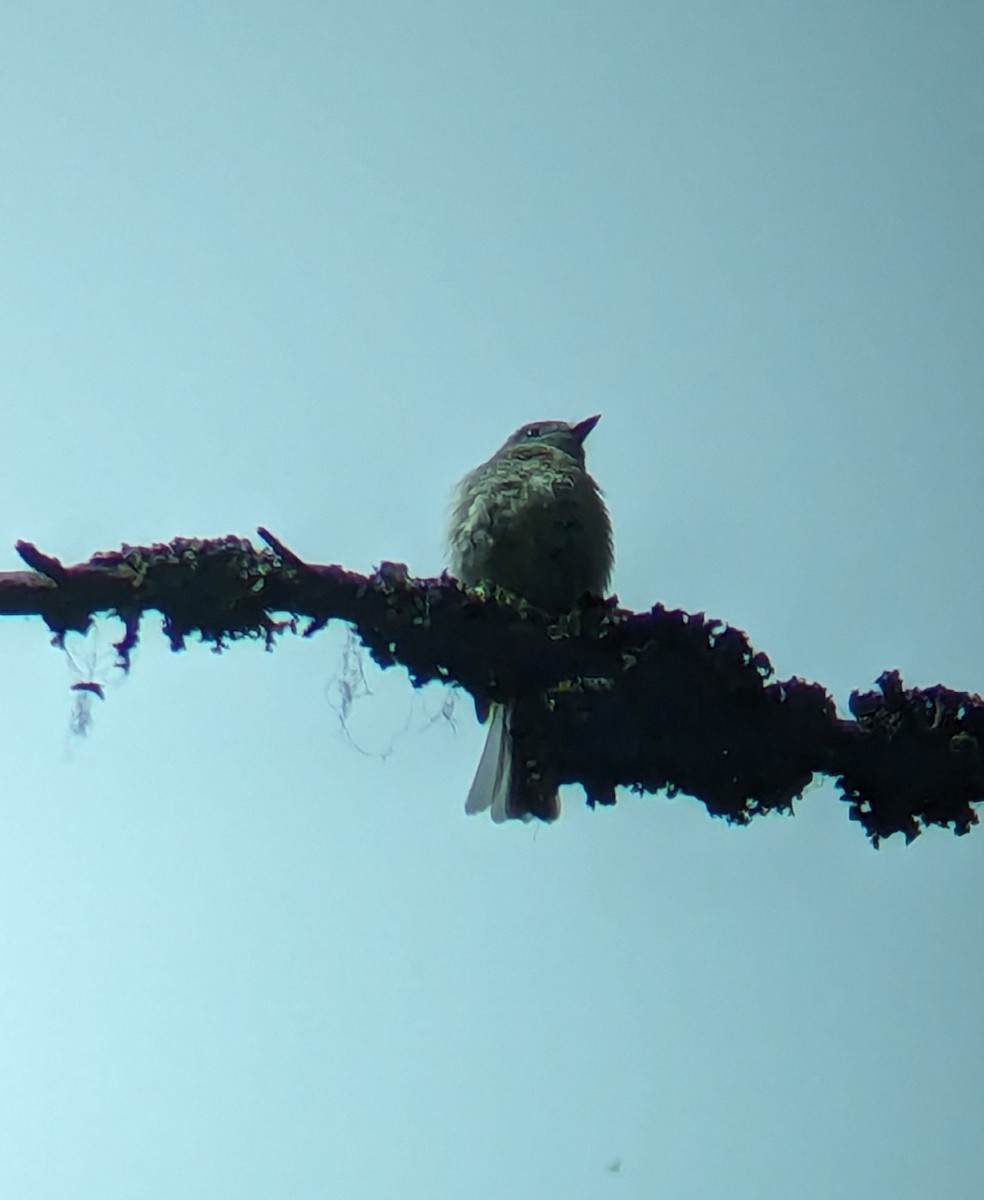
xmin=448 ymin=416 xmax=613 ymax=822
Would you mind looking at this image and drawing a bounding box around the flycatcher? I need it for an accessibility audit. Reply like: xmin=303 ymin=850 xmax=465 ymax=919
xmin=448 ymin=416 xmax=613 ymax=822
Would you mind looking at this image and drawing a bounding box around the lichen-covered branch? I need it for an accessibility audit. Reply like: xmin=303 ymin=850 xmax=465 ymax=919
xmin=1 ymin=532 xmax=981 ymax=844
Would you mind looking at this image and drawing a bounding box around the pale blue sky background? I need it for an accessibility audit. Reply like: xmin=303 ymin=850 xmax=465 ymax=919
xmin=1 ymin=3 xmax=982 ymax=1197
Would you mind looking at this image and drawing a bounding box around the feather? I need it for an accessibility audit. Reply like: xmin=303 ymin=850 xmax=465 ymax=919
xmin=465 ymin=703 xmax=560 ymax=823
xmin=465 ymin=703 xmax=512 ymax=822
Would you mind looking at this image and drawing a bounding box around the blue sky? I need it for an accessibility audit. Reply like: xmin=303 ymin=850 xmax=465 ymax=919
xmin=1 ymin=3 xmax=982 ymax=1197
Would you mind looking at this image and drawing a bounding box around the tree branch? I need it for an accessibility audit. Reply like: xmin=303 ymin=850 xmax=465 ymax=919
xmin=2 ymin=533 xmax=981 ymax=844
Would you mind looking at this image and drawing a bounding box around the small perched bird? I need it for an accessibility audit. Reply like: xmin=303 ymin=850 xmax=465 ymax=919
xmin=448 ymin=416 xmax=613 ymax=822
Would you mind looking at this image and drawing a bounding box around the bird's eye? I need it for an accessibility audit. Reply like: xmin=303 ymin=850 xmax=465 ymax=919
xmin=526 ymin=425 xmax=541 ymax=438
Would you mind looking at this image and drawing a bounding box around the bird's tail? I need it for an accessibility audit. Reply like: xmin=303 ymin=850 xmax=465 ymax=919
xmin=465 ymin=703 xmax=560 ymax=823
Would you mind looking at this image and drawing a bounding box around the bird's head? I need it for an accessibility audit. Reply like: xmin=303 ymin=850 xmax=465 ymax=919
xmin=503 ymin=415 xmax=601 ymax=464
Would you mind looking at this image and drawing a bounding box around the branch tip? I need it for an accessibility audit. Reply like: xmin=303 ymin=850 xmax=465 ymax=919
xmin=256 ymin=527 xmax=307 ymax=569
xmin=16 ymin=541 xmax=68 ymax=583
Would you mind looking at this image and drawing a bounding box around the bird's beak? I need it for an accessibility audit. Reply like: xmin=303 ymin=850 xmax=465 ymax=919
xmin=571 ymin=414 xmax=601 ymax=443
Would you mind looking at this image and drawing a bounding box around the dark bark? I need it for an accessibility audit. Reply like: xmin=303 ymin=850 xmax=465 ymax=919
xmin=2 ymin=532 xmax=980 ymax=844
